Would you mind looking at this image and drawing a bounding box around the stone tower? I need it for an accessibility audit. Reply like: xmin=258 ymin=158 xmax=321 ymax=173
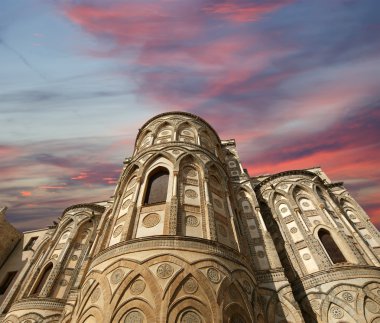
xmin=1 ymin=112 xmax=379 ymax=323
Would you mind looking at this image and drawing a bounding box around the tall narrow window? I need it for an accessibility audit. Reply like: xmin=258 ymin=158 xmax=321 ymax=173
xmin=0 ymin=271 xmax=17 ymax=295
xmin=318 ymin=229 xmax=346 ymax=264
xmin=144 ymin=168 xmax=169 ymax=204
xmin=32 ymin=263 xmax=53 ymax=295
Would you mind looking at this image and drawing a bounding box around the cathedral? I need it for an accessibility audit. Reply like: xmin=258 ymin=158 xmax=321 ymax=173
xmin=1 ymin=111 xmax=380 ymax=323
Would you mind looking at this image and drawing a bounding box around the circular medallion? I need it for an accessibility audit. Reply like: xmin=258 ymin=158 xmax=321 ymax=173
xmin=280 ymin=184 xmax=288 ymax=190
xmin=337 ymin=222 xmax=344 ymax=228
xmin=290 ymin=227 xmax=298 ymax=234
xmin=182 ymin=130 xmax=192 ymax=136
xmin=207 ymin=268 xmax=221 ymax=283
xmin=181 ymin=311 xmax=201 ymax=323
xmin=303 ymin=253 xmax=311 ymax=260
xmin=172 ymin=150 xmax=181 ymax=155
xmin=218 ymin=225 xmax=227 ymax=237
xmin=60 ymin=279 xmax=68 ymax=286
xmin=161 ymin=130 xmax=170 ymax=136
xmin=62 ymin=233 xmax=69 ymax=240
xmin=342 ymin=292 xmax=354 ymax=302
xmin=183 ymin=277 xmax=198 ymax=294
xmin=185 ymin=189 xmax=198 ymax=199
xmin=364 ymin=234 xmax=372 ymax=240
xmin=157 ymin=263 xmax=174 ymax=279
xmin=280 ymin=207 xmax=288 ymax=213
xmin=71 ymin=255 xmax=78 ymax=261
xmin=185 ymin=215 xmax=199 ymax=227
xmin=228 ymin=161 xmax=236 ymax=168
xmin=130 ymin=279 xmax=146 ymax=295
xmin=52 ymin=254 xmax=58 ymax=260
xmin=125 ymin=310 xmax=144 ymax=323
xmin=113 ymin=225 xmax=123 ymax=238
xmin=111 ymin=268 xmax=124 ymax=285
xmin=313 ymin=220 xmax=321 ymax=226
xmin=122 ymin=199 xmax=131 ymax=210
xmin=214 ymin=199 xmax=223 ymax=208
xmin=200 ymin=154 xmax=208 ymax=161
xmin=367 ymin=301 xmax=379 ymax=314
xmin=142 ymin=213 xmax=160 ymax=228
xmin=330 ymin=306 xmax=343 ymax=319
xmin=349 ymin=214 xmax=356 ymax=219
xmin=302 ymin=202 xmax=310 ymax=208
xmin=90 ymin=287 xmax=101 ymax=303
xmin=257 ymin=251 xmax=265 ymax=258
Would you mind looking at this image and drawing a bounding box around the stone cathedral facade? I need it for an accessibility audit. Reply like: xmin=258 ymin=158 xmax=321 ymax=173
xmin=1 ymin=111 xmax=380 ymax=323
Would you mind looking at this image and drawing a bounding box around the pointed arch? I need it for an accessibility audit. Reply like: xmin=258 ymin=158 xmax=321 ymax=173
xmin=318 ymin=229 xmax=346 ymax=264
xmin=177 ymin=121 xmax=197 ymax=143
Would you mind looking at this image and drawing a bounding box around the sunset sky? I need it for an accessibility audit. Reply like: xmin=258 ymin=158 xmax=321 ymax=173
xmin=1 ymin=0 xmax=379 ymax=231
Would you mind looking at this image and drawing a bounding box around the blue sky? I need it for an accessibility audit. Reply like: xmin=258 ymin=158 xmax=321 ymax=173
xmin=1 ymin=0 xmax=379 ymax=230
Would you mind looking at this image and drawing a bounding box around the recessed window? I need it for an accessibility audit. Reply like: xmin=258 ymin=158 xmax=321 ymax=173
xmin=144 ymin=168 xmax=169 ymax=205
xmin=31 ymin=263 xmax=53 ymax=296
xmin=0 ymin=271 xmax=17 ymax=295
xmin=24 ymin=236 xmax=38 ymax=251
xmin=318 ymin=229 xmax=346 ymax=264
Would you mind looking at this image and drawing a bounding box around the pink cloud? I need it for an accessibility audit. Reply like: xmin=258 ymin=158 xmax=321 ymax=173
xmin=20 ymin=191 xmax=32 ymax=197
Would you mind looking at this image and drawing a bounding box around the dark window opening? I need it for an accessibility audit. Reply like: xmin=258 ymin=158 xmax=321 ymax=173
xmin=31 ymin=263 xmax=53 ymax=296
xmin=0 ymin=271 xmax=17 ymax=295
xmin=318 ymin=229 xmax=346 ymax=264
xmin=144 ymin=168 xmax=169 ymax=205
xmin=24 ymin=236 xmax=38 ymax=251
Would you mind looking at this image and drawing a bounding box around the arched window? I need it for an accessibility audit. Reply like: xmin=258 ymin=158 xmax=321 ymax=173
xmin=144 ymin=168 xmax=169 ymax=204
xmin=318 ymin=229 xmax=346 ymax=264
xmin=32 ymin=262 xmax=53 ymax=295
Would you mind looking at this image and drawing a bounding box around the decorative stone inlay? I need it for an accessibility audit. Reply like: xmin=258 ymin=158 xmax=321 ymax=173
xmin=71 ymin=255 xmax=78 ymax=261
xmin=257 ymin=251 xmax=265 ymax=258
xmin=302 ymin=202 xmax=310 ymax=208
xmin=52 ymin=254 xmax=58 ymax=260
xmin=172 ymin=149 xmax=181 ymax=155
xmin=243 ymin=280 xmax=251 ymax=294
xmin=182 ymin=130 xmax=192 ymax=136
xmin=377 ymin=289 xmax=380 ymax=297
xmin=181 ymin=311 xmax=201 ymax=323
xmin=214 ymin=199 xmax=223 ymax=208
xmin=130 ymin=279 xmax=146 ymax=295
xmin=60 ymin=279 xmax=68 ymax=286
xmin=367 ymin=301 xmax=380 ymax=314
xmin=90 ymin=287 xmax=101 ymax=303
xmin=342 ymin=292 xmax=354 ymax=302
xmin=183 ymin=277 xmax=198 ymax=294
xmin=290 ymin=227 xmax=298 ymax=234
xmin=364 ymin=234 xmax=372 ymax=240
xmin=200 ymin=154 xmax=208 ymax=161
xmin=349 ymin=214 xmax=356 ymax=219
xmin=280 ymin=207 xmax=288 ymax=213
xmin=185 ymin=189 xmax=198 ymax=199
xmin=303 ymin=253 xmax=311 ymax=260
xmin=337 ymin=222 xmax=344 ymax=228
xmin=186 ymin=215 xmax=199 ymax=227
xmin=125 ymin=310 xmax=144 ymax=323
xmin=207 ymin=268 xmax=221 ymax=283
xmin=122 ymin=199 xmax=131 ymax=210
xmin=157 ymin=263 xmax=174 ymax=279
xmin=160 ymin=130 xmax=170 ymax=136
xmin=218 ymin=225 xmax=227 ymax=237
xmin=142 ymin=213 xmax=160 ymax=228
xmin=184 ymin=167 xmax=197 ymax=177
xmin=313 ymin=220 xmax=321 ymax=225
xmin=62 ymin=233 xmax=69 ymax=240
xmin=330 ymin=306 xmax=344 ymax=319
xmin=310 ymin=300 xmax=321 ymax=311
xmin=113 ymin=225 xmax=123 ymax=238
xmin=280 ymin=184 xmax=288 ymax=190
xmin=110 ymin=268 xmax=124 ymax=284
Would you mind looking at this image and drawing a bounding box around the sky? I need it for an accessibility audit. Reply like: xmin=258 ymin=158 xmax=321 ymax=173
xmin=0 ymin=0 xmax=379 ymax=231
